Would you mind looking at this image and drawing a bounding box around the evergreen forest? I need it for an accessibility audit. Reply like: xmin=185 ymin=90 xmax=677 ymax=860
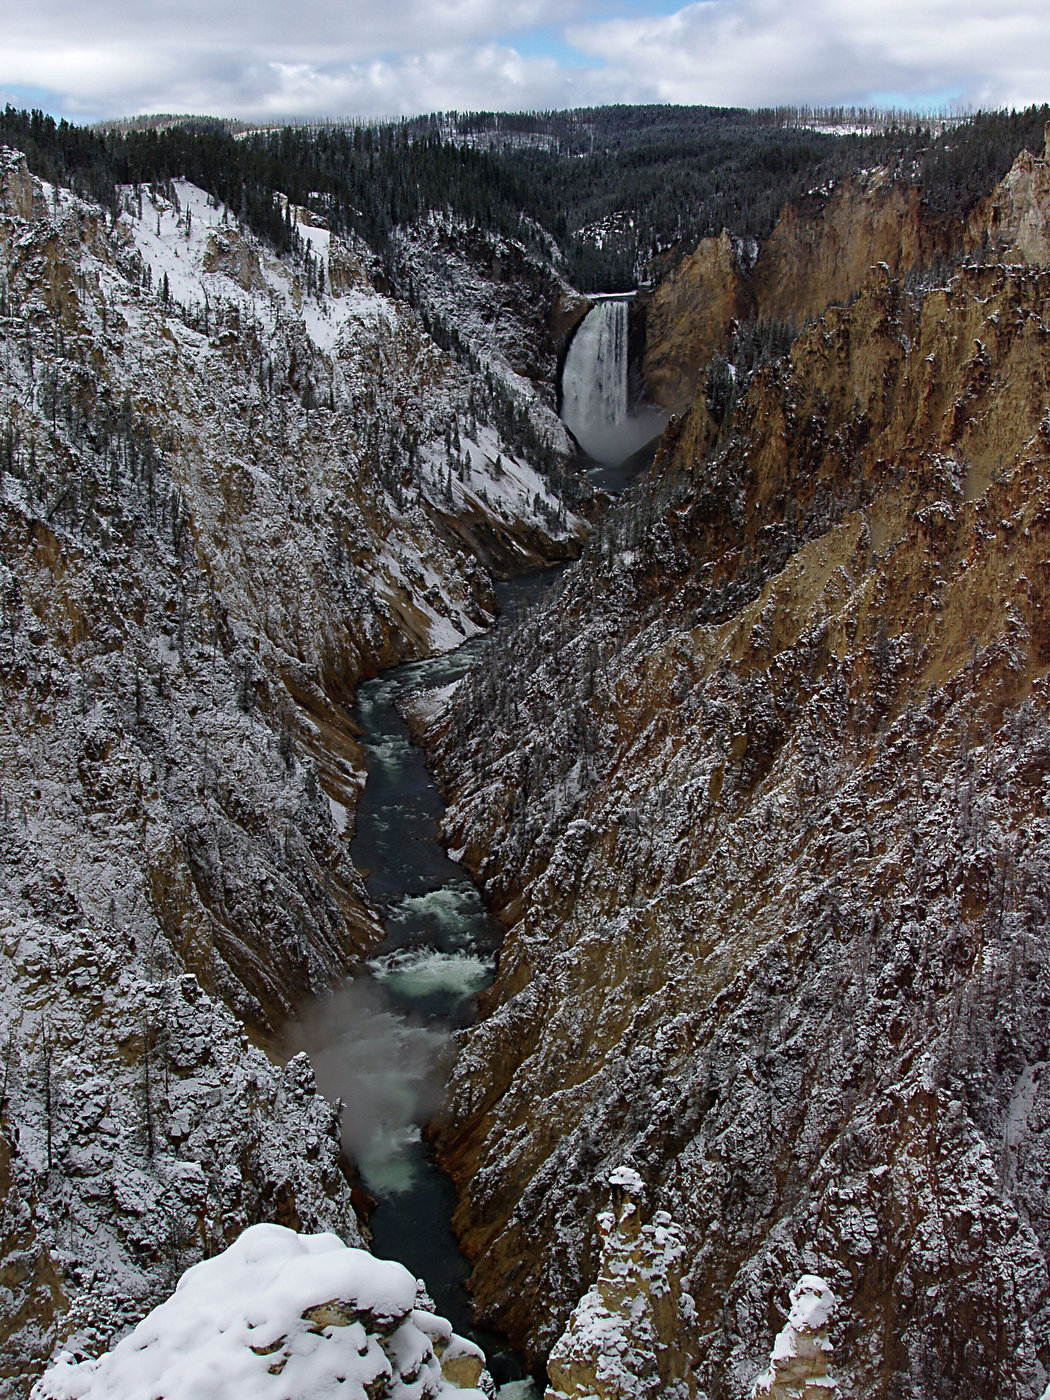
xmin=2 ymin=102 xmax=1049 ymax=292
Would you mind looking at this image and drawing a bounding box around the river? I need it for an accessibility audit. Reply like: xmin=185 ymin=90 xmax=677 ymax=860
xmin=287 ymin=451 xmax=659 ymax=1392
xmin=286 ymin=569 xmax=557 ymax=1391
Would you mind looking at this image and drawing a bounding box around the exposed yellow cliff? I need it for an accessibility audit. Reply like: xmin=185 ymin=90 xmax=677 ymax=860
xmin=639 ymin=231 xmax=751 ymax=413
xmin=428 ymin=252 xmax=1050 ymax=1396
xmin=750 ymin=171 xmax=953 ymax=323
xmin=640 ymin=169 xmax=958 ymax=412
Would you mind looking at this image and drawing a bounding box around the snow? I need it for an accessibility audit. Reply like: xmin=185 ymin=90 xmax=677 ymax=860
xmin=608 ymin=1165 xmax=644 ymax=1194
xmin=120 ymin=182 xmax=389 ymax=358
xmin=785 ymin=1275 xmax=837 ymax=1336
xmin=32 ymin=1224 xmax=488 ymax=1400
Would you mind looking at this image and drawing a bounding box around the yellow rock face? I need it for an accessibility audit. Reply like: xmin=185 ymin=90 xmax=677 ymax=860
xmin=439 ymin=1352 xmax=485 ymax=1389
xmin=640 ymin=231 xmax=752 ymax=412
xmin=432 ymin=257 xmax=1050 ymax=1395
xmin=750 ymin=173 xmax=953 ymax=325
xmin=639 ymin=170 xmax=957 ymax=417
xmin=203 ymin=228 xmax=265 ymax=292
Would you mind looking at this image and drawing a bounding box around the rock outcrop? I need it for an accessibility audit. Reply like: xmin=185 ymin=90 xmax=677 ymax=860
xmin=545 ymin=1167 xmax=696 ymax=1400
xmin=751 ymin=1277 xmax=840 ymax=1400
xmin=31 ymin=1224 xmax=491 ymax=1400
xmin=427 ymin=255 xmax=1050 ymax=1397
xmin=970 ymin=122 xmax=1050 ymax=264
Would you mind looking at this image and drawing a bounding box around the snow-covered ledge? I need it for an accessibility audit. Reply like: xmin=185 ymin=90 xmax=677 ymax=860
xmin=32 ymin=1224 xmax=491 ymax=1400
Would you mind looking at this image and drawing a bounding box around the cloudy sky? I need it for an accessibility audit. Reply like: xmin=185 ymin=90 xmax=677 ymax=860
xmin=3 ymin=0 xmax=1049 ymax=124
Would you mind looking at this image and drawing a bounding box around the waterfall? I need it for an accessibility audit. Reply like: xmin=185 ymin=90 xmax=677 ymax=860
xmin=560 ymin=298 xmax=630 ymax=463
xmin=560 ymin=296 xmax=666 ymax=467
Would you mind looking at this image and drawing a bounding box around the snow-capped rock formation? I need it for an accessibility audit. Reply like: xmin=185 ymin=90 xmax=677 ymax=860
xmin=545 ymin=1167 xmax=696 ymax=1400
xmin=0 ymin=145 xmax=583 ymax=1391
xmin=31 ymin=1223 xmax=490 ymax=1400
xmin=751 ymin=1276 xmax=839 ymax=1400
xmin=426 ymin=256 xmax=1050 ymax=1396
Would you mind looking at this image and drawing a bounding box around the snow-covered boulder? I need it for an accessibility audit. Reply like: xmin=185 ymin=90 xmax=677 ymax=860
xmin=32 ymin=1224 xmax=490 ymax=1400
xmin=751 ymin=1275 xmax=839 ymax=1400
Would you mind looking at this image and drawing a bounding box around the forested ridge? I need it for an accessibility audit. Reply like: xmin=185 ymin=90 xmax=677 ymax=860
xmin=3 ymin=102 xmax=1050 ymax=292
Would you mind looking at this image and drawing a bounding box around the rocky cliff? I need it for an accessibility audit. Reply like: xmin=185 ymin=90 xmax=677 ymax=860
xmin=0 ymin=149 xmax=582 ymax=1392
xmin=640 ymin=169 xmax=958 ymax=413
xmin=393 ymin=214 xmax=590 ymax=409
xmin=426 ymin=254 xmax=1050 ymax=1398
xmin=637 ymin=231 xmax=751 ymax=414
xmin=970 ymin=122 xmax=1050 ymax=264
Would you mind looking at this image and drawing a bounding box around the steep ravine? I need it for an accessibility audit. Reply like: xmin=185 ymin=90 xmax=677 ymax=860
xmin=288 ymin=570 xmax=566 ymax=1394
xmin=0 ymin=149 xmax=584 ymax=1393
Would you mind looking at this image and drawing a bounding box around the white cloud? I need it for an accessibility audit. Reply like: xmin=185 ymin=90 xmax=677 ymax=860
xmin=2 ymin=0 xmax=573 ymax=61
xmin=2 ymin=0 xmax=1050 ymax=120
xmin=253 ymin=46 xmax=617 ymax=119
xmin=567 ymin=0 xmax=1050 ymax=110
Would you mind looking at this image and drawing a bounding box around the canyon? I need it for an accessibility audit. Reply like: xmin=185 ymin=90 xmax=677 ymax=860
xmin=1 ymin=111 xmax=1049 ymax=1400
xmin=0 ymin=145 xmax=582 ymax=1392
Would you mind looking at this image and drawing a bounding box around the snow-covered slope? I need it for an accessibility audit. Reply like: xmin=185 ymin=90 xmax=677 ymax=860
xmin=393 ymin=213 xmax=585 ymax=412
xmin=0 ymin=147 xmax=582 ymax=1393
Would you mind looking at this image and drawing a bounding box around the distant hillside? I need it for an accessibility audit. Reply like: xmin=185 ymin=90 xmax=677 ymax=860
xmin=3 ymin=102 xmax=1050 ymax=292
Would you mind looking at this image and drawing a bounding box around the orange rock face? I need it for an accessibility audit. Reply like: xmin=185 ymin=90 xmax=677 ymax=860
xmin=640 ymin=231 xmax=753 ymax=413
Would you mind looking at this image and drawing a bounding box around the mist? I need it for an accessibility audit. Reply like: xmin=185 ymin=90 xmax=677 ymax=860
xmin=282 ymin=978 xmax=452 ymax=1194
xmin=578 ymin=405 xmax=668 ymax=465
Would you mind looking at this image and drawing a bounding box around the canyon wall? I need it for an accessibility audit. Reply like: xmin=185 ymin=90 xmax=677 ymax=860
xmin=428 ymin=250 xmax=1050 ymax=1398
xmin=637 ymin=231 xmax=751 ymax=414
xmin=640 ymin=170 xmax=959 ymax=413
xmin=969 ymin=122 xmax=1050 ymax=264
